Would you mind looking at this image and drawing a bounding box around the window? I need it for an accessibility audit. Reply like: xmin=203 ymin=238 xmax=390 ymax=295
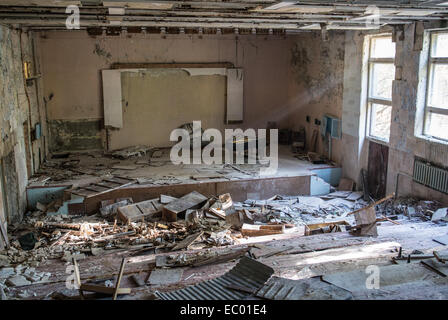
xmin=423 ymin=31 xmax=448 ymax=141
xmin=366 ymin=35 xmax=395 ymax=142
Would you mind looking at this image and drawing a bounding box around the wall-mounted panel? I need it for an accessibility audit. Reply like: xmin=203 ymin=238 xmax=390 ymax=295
xmin=109 ymin=68 xmax=226 ymax=150
xmin=102 ymin=69 xmax=123 ymax=129
xmin=226 ymin=68 xmax=244 ymax=123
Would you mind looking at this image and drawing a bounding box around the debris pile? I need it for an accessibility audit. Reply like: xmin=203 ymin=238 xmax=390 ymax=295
xmin=376 ymin=197 xmax=445 ymax=222
xmin=1 ymin=183 xmax=446 ymax=300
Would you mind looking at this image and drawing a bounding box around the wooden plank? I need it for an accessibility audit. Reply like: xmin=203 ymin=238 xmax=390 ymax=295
xmin=103 ymin=177 xmax=135 ymax=184
xmin=113 ymin=258 xmax=127 ymax=300
xmin=117 ymin=199 xmax=162 ymax=223
xmin=171 ymin=231 xmax=204 ymax=251
xmin=208 ymin=207 xmax=226 ymax=220
xmin=241 ymin=223 xmax=285 ymax=237
xmin=338 ymin=178 xmax=354 ymax=191
xmin=421 ymin=258 xmax=448 ymax=277
xmin=136 ymin=199 xmax=158 ymax=213
xmin=72 ymin=258 xmax=84 ymax=299
xmin=367 ymin=141 xmax=389 ymax=199
xmin=82 ymin=185 xmax=110 ymax=193
xmin=80 ymin=284 xmax=131 ymax=295
xmin=162 ymin=191 xmax=208 ymax=222
xmin=117 ymin=205 xmax=143 ymax=223
xmin=71 ymin=189 xmax=97 ymax=197
xmin=433 ymin=250 xmax=448 ymax=263
xmin=192 ymin=247 xmax=250 ymax=267
xmin=160 ymin=194 xmax=177 ymax=204
xmin=354 ymin=207 xmax=377 ymax=226
xmin=94 ymin=182 xmax=121 ymax=189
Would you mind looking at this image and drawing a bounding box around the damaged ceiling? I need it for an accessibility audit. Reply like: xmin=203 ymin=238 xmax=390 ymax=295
xmin=0 ymin=0 xmax=447 ymax=32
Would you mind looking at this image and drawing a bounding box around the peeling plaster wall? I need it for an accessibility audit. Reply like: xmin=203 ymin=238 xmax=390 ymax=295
xmin=287 ymin=32 xmax=346 ymax=164
xmin=340 ymin=31 xmax=369 ymax=186
xmin=0 ymin=26 xmax=46 ymax=224
xmin=37 ymin=30 xmax=345 ymax=154
xmin=388 ymin=24 xmax=448 ymax=204
xmin=340 ymin=26 xmax=448 ymax=204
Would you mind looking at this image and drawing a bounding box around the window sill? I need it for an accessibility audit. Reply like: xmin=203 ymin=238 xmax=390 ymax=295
xmin=415 ymin=134 xmax=448 ymax=146
xmin=366 ymin=136 xmax=390 ymax=147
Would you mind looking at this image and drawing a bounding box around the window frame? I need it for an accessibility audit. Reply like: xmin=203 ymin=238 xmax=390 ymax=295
xmin=366 ymin=34 xmax=395 ymax=143
xmin=423 ymin=30 xmax=448 ymax=142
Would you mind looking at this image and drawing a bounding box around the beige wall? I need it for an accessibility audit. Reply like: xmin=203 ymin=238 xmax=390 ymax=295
xmin=37 ymin=30 xmax=345 ymax=155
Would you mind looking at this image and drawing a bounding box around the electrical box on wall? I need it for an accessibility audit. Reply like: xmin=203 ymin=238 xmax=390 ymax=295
xmin=31 ymin=123 xmax=41 ymax=141
xmin=35 ymin=123 xmax=41 ymax=139
xmin=320 ymin=115 xmax=342 ymax=139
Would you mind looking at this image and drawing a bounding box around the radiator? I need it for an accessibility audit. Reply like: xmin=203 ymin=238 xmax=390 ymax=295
xmin=413 ymin=158 xmax=448 ymax=194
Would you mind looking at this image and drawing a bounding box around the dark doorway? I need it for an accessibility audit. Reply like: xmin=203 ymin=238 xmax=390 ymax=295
xmin=367 ymin=141 xmax=389 ymax=199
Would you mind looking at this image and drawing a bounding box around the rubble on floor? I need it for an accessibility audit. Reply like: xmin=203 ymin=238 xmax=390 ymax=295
xmin=107 ymin=145 xmax=152 ymax=160
xmin=1 ymin=183 xmax=446 ymax=300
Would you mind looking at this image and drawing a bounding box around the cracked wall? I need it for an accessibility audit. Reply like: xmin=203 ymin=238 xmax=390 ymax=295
xmin=0 ymin=26 xmax=46 ymax=224
xmin=340 ymin=26 xmax=448 ymax=204
xmin=288 ymin=31 xmax=346 ymax=163
xmin=388 ymin=23 xmax=448 ymax=203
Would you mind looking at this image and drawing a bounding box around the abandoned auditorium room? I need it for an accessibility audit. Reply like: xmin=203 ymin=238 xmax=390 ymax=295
xmin=2 ymin=0 xmax=448 ymax=305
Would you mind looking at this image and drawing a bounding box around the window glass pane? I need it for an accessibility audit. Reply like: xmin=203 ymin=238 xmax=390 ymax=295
xmin=370 ymin=103 xmax=392 ymax=141
xmin=370 ymin=63 xmax=395 ymax=100
xmin=431 ymin=32 xmax=448 ymax=58
xmin=424 ymin=112 xmax=448 ymax=140
xmin=370 ymin=36 xmax=395 ymax=58
xmin=428 ymin=63 xmax=448 ymax=109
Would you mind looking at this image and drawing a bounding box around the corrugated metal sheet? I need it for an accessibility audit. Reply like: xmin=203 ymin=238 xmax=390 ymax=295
xmin=413 ymin=158 xmax=448 ymax=194
xmin=155 ymin=257 xmax=274 ymax=300
xmin=256 ymin=277 xmax=353 ymax=300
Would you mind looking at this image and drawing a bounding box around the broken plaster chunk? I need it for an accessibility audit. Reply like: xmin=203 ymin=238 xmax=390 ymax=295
xmin=23 ymin=267 xmax=36 ymax=276
xmin=90 ymin=247 xmax=104 ymax=256
xmin=431 ymin=208 xmax=448 ymax=222
xmin=25 ymin=274 xmax=42 ymax=283
xmin=6 ymin=275 xmax=31 ymax=287
xmin=0 ymin=267 xmax=15 ymax=279
xmin=0 ymin=255 xmax=10 ymax=267
xmin=15 ymin=265 xmax=25 ymax=274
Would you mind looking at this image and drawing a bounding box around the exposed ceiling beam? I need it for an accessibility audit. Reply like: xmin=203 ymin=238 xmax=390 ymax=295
xmin=0 ymin=0 xmax=447 ymax=30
